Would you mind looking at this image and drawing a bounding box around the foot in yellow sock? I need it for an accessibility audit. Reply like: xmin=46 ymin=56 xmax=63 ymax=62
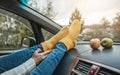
xmin=60 ymin=19 xmax=81 ymax=50
xmin=41 ymin=27 xmax=69 ymax=51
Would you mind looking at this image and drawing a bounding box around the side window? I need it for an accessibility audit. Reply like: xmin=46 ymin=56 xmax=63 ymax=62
xmin=19 ymin=0 xmax=55 ymax=40
xmin=19 ymin=0 xmax=53 ymax=40
xmin=0 ymin=9 xmax=34 ymax=50
xmin=41 ymin=28 xmax=54 ymax=40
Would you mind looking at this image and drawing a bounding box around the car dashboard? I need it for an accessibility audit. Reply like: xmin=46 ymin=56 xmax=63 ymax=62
xmin=53 ymin=41 xmax=120 ymax=75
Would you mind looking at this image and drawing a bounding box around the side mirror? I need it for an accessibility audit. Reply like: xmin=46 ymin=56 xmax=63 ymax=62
xmin=21 ymin=37 xmax=36 ymax=47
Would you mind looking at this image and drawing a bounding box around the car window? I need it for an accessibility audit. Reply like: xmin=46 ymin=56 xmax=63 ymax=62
xmin=19 ymin=0 xmax=120 ymax=42
xmin=19 ymin=0 xmax=54 ymax=41
xmin=41 ymin=28 xmax=54 ymax=40
xmin=0 ymin=8 xmax=34 ymax=50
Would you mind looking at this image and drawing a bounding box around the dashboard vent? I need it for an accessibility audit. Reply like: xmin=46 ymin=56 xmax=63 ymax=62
xmin=73 ymin=60 xmax=92 ymax=74
xmin=98 ymin=69 xmax=112 ymax=75
xmin=70 ymin=58 xmax=120 ymax=75
xmin=98 ymin=68 xmax=120 ymax=75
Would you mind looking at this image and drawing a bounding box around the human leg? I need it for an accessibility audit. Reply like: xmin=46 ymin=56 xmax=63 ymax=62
xmin=0 ymin=26 xmax=68 ymax=73
xmin=60 ymin=19 xmax=81 ymax=50
xmin=0 ymin=19 xmax=80 ymax=72
xmin=0 ymin=45 xmax=41 ymax=73
xmin=28 ymin=19 xmax=81 ymax=75
xmin=41 ymin=26 xmax=68 ymax=51
xmin=28 ymin=42 xmax=67 ymax=75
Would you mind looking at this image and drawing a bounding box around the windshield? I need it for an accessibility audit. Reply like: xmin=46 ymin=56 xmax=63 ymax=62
xmin=20 ymin=0 xmax=120 ymax=42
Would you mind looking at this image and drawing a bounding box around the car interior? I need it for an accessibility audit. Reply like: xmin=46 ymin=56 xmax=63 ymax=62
xmin=0 ymin=0 xmax=120 ymax=75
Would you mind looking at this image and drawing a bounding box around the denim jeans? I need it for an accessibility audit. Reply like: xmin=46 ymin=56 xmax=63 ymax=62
xmin=0 ymin=45 xmax=41 ymax=73
xmin=28 ymin=42 xmax=66 ymax=75
xmin=0 ymin=42 xmax=66 ymax=75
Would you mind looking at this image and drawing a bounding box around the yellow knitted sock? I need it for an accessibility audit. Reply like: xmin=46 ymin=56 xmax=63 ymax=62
xmin=60 ymin=19 xmax=81 ymax=50
xmin=41 ymin=27 xmax=68 ymax=51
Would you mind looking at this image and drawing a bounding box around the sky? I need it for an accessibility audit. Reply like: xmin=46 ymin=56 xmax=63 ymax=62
xmin=29 ymin=0 xmax=120 ymax=25
xmin=30 ymin=0 xmax=120 ymax=25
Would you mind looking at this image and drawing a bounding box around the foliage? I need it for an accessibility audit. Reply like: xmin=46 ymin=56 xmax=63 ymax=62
xmin=69 ymin=9 xmax=82 ymax=24
xmin=80 ymin=12 xmax=120 ymax=41
xmin=112 ymin=12 xmax=120 ymax=41
xmin=27 ymin=0 xmax=56 ymax=40
xmin=0 ymin=13 xmax=33 ymax=49
xmin=27 ymin=0 xmax=57 ymax=20
xmin=69 ymin=8 xmax=84 ymax=33
xmin=41 ymin=1 xmax=57 ymax=20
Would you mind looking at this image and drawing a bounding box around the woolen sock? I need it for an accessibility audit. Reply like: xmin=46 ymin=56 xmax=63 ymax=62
xmin=60 ymin=19 xmax=81 ymax=50
xmin=41 ymin=27 xmax=69 ymax=51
